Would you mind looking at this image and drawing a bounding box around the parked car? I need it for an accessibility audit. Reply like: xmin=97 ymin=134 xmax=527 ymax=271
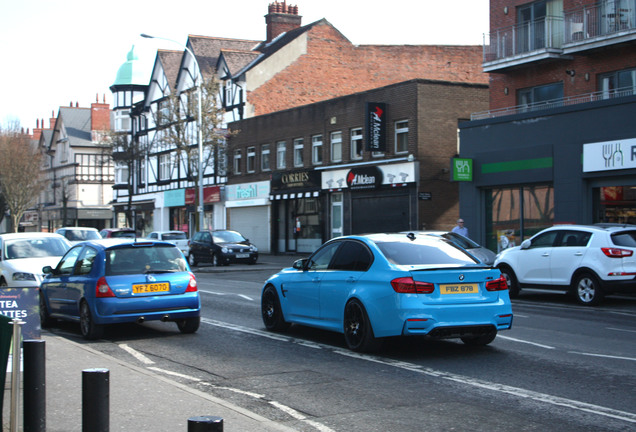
xmin=56 ymin=227 xmax=101 ymax=245
xmin=403 ymin=231 xmax=497 ymax=265
xmin=494 ymin=224 xmax=636 ymax=306
xmin=99 ymin=228 xmax=136 ymax=239
xmin=188 ymin=230 xmax=258 ymax=266
xmin=146 ymin=231 xmax=189 ymax=256
xmin=39 ymin=239 xmax=201 ymax=339
xmin=261 ymin=232 xmax=512 ymax=352
xmin=0 ymin=232 xmax=71 ymax=287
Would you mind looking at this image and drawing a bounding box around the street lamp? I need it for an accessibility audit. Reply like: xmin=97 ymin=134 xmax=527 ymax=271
xmin=140 ymin=33 xmax=205 ymax=231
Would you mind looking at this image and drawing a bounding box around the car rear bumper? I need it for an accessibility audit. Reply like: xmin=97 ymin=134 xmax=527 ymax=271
xmin=219 ymin=252 xmax=258 ymax=265
xmin=600 ymin=278 xmax=636 ymax=294
xmin=93 ymin=294 xmax=201 ymax=324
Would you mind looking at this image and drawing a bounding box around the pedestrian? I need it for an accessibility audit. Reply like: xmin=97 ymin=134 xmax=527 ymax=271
xmin=452 ymin=218 xmax=469 ymax=238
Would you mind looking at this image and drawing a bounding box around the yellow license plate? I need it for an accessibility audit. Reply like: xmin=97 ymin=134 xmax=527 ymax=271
xmin=132 ymin=282 xmax=170 ymax=294
xmin=440 ymin=283 xmax=479 ymax=294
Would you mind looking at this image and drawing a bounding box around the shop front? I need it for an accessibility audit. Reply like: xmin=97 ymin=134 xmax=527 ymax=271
xmin=185 ymin=186 xmax=222 ymax=233
xmin=321 ymin=161 xmax=419 ymax=237
xmin=225 ymin=181 xmax=271 ymax=253
xmin=270 ymin=170 xmax=322 ymax=254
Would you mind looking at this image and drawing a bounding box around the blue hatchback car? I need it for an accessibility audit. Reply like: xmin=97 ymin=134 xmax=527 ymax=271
xmin=40 ymin=239 xmax=201 ymax=339
xmin=261 ymin=233 xmax=513 ymax=352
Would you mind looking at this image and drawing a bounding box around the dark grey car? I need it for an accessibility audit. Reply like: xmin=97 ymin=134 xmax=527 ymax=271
xmin=188 ymin=230 xmax=258 ymax=266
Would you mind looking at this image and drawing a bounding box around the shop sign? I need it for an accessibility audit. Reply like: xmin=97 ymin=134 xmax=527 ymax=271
xmin=419 ymin=192 xmax=432 ymax=200
xmin=271 ymin=170 xmax=320 ymax=192
xmin=0 ymin=288 xmax=39 ymax=339
xmin=164 ymin=189 xmax=186 ymax=207
xmin=583 ymin=138 xmax=636 ymax=172
xmin=346 ymin=166 xmax=383 ymax=190
xmin=452 ymin=158 xmax=473 ymax=181
xmin=226 ymin=181 xmax=270 ymax=201
xmin=365 ymin=102 xmax=387 ymax=152
xmin=185 ymin=186 xmax=221 ymax=204
xmin=322 ymin=162 xmax=416 ymax=190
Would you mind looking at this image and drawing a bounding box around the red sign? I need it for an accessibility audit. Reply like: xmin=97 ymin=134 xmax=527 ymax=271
xmin=185 ymin=186 xmax=221 ymax=204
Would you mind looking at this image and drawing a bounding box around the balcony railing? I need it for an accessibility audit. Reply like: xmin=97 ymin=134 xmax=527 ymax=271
xmin=563 ymin=0 xmax=636 ymax=44
xmin=483 ymin=16 xmax=564 ymax=63
xmin=470 ymin=86 xmax=636 ymax=121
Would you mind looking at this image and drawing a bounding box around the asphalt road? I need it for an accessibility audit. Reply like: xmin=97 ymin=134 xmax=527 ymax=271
xmin=51 ymin=268 xmax=636 ymax=432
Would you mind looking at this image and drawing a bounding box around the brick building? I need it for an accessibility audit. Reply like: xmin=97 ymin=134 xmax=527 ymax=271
xmin=459 ymin=0 xmax=636 ymax=252
xmin=227 ymin=79 xmax=488 ymax=254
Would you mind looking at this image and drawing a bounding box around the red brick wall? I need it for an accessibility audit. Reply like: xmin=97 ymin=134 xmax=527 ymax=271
xmin=249 ymin=22 xmax=487 ymax=116
xmin=91 ymin=102 xmax=110 ymax=131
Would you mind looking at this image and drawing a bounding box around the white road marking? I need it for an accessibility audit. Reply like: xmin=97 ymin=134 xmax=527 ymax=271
xmin=201 ymin=318 xmax=636 ymax=425
xmin=607 ymin=327 xmax=636 ymax=334
xmin=199 ymin=290 xmax=254 ymax=301
xmin=496 ymin=334 xmax=555 ymax=349
xmin=118 ymin=343 xmax=155 ymax=364
xmin=569 ymin=351 xmax=636 ymax=362
xmin=147 ymin=366 xmax=202 ymax=381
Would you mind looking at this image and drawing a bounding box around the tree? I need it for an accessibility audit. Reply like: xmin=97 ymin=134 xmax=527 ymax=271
xmin=152 ymin=75 xmax=229 ymax=230
xmin=0 ymin=126 xmax=46 ymax=232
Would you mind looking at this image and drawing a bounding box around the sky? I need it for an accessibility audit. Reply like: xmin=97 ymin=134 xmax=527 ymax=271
xmin=0 ymin=0 xmax=488 ymax=130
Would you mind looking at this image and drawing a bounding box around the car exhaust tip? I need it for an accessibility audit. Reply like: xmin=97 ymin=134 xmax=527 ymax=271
xmin=161 ymin=314 xmax=170 ymax=322
xmin=137 ymin=317 xmax=145 ymax=323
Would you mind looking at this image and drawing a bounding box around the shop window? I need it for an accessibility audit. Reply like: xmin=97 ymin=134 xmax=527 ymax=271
xmin=261 ymin=144 xmax=270 ymax=171
xmin=294 ymin=138 xmax=304 ymax=167
xmin=247 ymin=146 xmax=256 ymax=173
xmin=351 ymin=128 xmax=363 ymax=160
xmin=233 ymin=149 xmax=242 ymax=174
xmin=595 ymin=185 xmax=636 ymax=224
xmin=486 ymin=184 xmax=554 ymax=252
xmin=331 ymin=131 xmax=342 ymax=162
xmin=395 ymin=121 xmax=408 ymax=154
xmin=276 ymin=141 xmax=286 ymax=169
xmin=312 ymin=135 xmax=323 ymax=165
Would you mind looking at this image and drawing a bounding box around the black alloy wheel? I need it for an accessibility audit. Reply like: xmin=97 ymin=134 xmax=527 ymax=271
xmin=261 ymin=286 xmax=290 ymax=332
xmin=343 ymin=299 xmax=380 ymax=352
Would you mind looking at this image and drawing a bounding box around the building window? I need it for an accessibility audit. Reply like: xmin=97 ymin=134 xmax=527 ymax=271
xmin=395 ymin=121 xmax=409 ymax=154
xmin=276 ymin=141 xmax=286 ymax=169
xmin=159 ymin=153 xmax=171 ymax=180
xmin=351 ymin=128 xmax=363 ymax=160
xmin=293 ymin=138 xmax=304 ymax=167
xmin=312 ymin=134 xmax=323 ymax=165
xmin=517 ymin=82 xmax=563 ymax=108
xmin=600 ymin=68 xmax=636 ymax=99
xmin=247 ymin=146 xmax=256 ymax=173
xmin=261 ymin=144 xmax=270 ymax=171
xmin=233 ymin=149 xmax=241 ymax=174
xmin=330 ymin=131 xmax=342 ymax=162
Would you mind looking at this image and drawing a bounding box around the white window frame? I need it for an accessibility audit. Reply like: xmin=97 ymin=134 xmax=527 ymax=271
xmin=247 ymin=146 xmax=256 ymax=173
xmin=395 ymin=120 xmax=409 ymax=154
xmin=261 ymin=144 xmax=270 ymax=171
xmin=350 ymin=128 xmax=363 ymax=160
xmin=159 ymin=153 xmax=171 ymax=180
xmin=312 ymin=134 xmax=323 ymax=165
xmin=293 ymin=138 xmax=304 ymax=167
xmin=276 ymin=141 xmax=286 ymax=169
xmin=330 ymin=131 xmax=342 ymax=162
xmin=233 ymin=149 xmax=242 ymax=174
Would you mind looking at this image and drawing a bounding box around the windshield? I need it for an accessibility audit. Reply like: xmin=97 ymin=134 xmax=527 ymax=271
xmin=162 ymin=232 xmax=187 ymax=240
xmin=65 ymin=229 xmax=101 ymax=242
xmin=111 ymin=231 xmax=136 ymax=238
xmin=213 ymin=231 xmax=247 ymax=243
xmin=106 ymin=245 xmax=187 ymax=275
xmin=374 ymin=240 xmax=478 ymax=266
xmin=5 ymin=237 xmax=69 ymax=259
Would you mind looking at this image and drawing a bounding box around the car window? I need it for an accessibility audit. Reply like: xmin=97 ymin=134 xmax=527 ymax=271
xmin=149 ymin=233 xmax=158 ymax=239
xmin=529 ymin=231 xmax=559 ymax=248
xmin=308 ymin=242 xmax=342 ymax=270
xmin=556 ymin=230 xmax=591 ymax=247
xmin=444 ymin=232 xmax=480 ymax=249
xmin=202 ymin=232 xmax=212 ymax=243
xmin=5 ymin=237 xmax=68 ymax=259
xmin=330 ymin=241 xmax=373 ymax=271
xmin=162 ymin=232 xmax=187 ymax=240
xmin=76 ymin=247 xmax=98 ymax=275
xmin=111 ymin=231 xmax=135 ymax=238
xmin=611 ymin=230 xmax=636 ymax=247
xmin=106 ymin=245 xmax=186 ymax=275
xmin=375 ymin=240 xmax=477 ymax=265
xmin=213 ymin=231 xmax=246 ymax=243
xmin=57 ymin=247 xmax=82 ymax=276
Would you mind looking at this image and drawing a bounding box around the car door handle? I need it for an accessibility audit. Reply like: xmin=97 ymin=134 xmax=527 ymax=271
xmin=346 ymin=277 xmax=356 ymax=284
xmin=312 ymin=277 xmax=321 ymax=283
xmin=542 ymin=253 xmax=550 ymax=257
xmin=574 ymin=252 xmax=583 ymax=256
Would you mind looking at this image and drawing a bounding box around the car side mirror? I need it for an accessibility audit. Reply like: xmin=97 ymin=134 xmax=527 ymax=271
xmin=42 ymin=265 xmax=54 ymax=275
xmin=292 ymin=259 xmax=307 ymax=270
xmin=520 ymin=239 xmax=531 ymax=250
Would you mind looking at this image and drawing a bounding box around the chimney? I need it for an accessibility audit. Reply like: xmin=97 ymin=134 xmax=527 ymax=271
xmin=32 ymin=118 xmax=43 ymax=141
xmin=91 ymin=94 xmax=110 ymax=133
xmin=265 ymin=1 xmax=301 ymax=43
xmin=50 ymin=111 xmax=56 ymax=129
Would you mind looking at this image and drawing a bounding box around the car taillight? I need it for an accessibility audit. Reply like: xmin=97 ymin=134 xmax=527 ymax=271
xmin=186 ymin=272 xmax=198 ymax=292
xmin=96 ymin=277 xmax=115 ymax=298
xmin=601 ymin=247 xmax=633 ymax=258
xmin=486 ymin=275 xmax=508 ymax=291
xmin=391 ymin=277 xmax=435 ymax=294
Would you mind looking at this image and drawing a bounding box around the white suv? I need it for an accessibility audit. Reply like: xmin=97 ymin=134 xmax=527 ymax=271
xmin=494 ymin=224 xmax=636 ymax=306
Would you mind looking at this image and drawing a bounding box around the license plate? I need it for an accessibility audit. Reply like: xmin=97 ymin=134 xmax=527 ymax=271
xmin=440 ymin=283 xmax=479 ymax=294
xmin=132 ymin=282 xmax=169 ymax=294
xmin=236 ymin=253 xmax=249 ymax=258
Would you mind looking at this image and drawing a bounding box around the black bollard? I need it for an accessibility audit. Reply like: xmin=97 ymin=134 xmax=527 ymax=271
xmin=188 ymin=416 xmax=223 ymax=432
xmin=82 ymin=368 xmax=110 ymax=432
xmin=23 ymin=340 xmax=46 ymax=432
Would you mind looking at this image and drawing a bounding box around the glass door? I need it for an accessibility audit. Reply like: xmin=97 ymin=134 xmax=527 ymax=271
xmin=331 ymin=193 xmax=343 ymax=239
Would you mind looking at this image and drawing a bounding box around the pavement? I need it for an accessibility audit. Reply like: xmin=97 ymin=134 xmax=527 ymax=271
xmin=2 ymin=253 xmax=309 ymax=432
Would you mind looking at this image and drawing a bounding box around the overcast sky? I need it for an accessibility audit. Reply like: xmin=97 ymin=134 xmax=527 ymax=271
xmin=0 ymin=0 xmax=488 ymax=130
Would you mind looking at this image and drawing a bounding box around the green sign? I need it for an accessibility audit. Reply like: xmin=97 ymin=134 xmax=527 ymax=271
xmin=452 ymin=158 xmax=473 ymax=181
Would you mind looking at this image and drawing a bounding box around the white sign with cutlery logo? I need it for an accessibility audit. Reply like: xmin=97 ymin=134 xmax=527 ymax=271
xmin=583 ymin=138 xmax=636 ymax=172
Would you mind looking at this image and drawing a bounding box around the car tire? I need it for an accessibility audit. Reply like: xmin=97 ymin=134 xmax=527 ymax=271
xmin=39 ymin=291 xmax=55 ymax=328
xmin=177 ymin=316 xmax=200 ymax=334
xmin=498 ymin=265 xmax=520 ymax=298
xmin=261 ymin=286 xmax=290 ymax=332
xmin=343 ymin=299 xmax=381 ymax=352
xmin=461 ymin=329 xmax=497 ymax=346
xmin=0 ymin=278 xmax=7 ymax=287
xmin=188 ymin=253 xmax=198 ymax=267
xmin=572 ymin=272 xmax=604 ymax=306
xmin=80 ymin=300 xmax=103 ymax=340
